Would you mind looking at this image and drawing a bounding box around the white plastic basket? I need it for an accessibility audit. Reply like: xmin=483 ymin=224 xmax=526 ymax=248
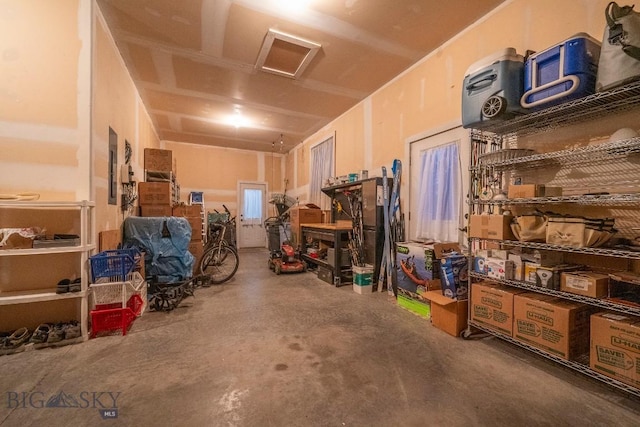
xmin=90 ymin=271 xmax=147 ymax=315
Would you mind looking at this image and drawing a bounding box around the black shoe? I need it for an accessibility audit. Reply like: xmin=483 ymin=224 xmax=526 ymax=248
xmin=29 ymin=324 xmax=52 ymax=344
xmin=68 ymin=278 xmax=81 ymax=293
xmin=56 ymin=279 xmax=70 ymax=294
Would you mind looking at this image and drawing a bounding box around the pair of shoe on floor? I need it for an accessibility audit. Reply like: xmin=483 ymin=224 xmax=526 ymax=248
xmin=1 ymin=327 xmax=31 ymax=350
xmin=30 ymin=321 xmax=81 ymax=344
xmin=56 ymin=278 xmax=81 ymax=294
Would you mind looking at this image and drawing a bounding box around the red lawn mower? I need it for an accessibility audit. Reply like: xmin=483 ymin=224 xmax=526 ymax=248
xmin=265 ymin=195 xmax=306 ymax=275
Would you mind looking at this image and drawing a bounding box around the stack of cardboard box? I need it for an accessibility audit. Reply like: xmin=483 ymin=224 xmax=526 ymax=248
xmin=172 ymin=205 xmax=204 ymax=268
xmin=139 ymin=148 xmax=175 ymax=216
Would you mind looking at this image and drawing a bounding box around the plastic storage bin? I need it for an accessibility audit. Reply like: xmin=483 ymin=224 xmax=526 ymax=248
xmin=462 ymin=48 xmax=525 ymax=128
xmin=90 ymin=248 xmax=140 ymax=283
xmin=521 ymin=33 xmax=601 ymax=109
xmin=90 ymin=307 xmax=137 ymax=337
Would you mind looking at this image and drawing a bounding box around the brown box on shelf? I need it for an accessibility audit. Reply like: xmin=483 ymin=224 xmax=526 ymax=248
xmin=507 ymin=184 xmax=563 ymax=199
xmin=144 ymin=148 xmax=172 ymax=172
xmin=290 ymin=204 xmax=322 ymax=246
xmin=471 ymin=282 xmax=525 ymax=336
xmin=561 ymin=271 xmax=609 ymax=298
xmin=469 ymin=214 xmax=514 ymax=240
xmin=172 ymin=205 xmax=202 ymax=218
xmin=508 ymin=184 xmax=545 ymax=199
xmin=513 ymin=293 xmax=595 ymax=360
xmin=0 ymin=232 xmax=33 ymax=250
xmin=590 ymin=312 xmax=640 ymax=389
xmin=139 ymin=206 xmax=173 ymax=217
xmin=138 ymin=182 xmax=172 ymax=206
xmin=423 ymin=290 xmax=468 ymax=337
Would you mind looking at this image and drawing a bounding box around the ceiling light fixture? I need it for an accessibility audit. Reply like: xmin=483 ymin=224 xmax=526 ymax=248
xmin=280 ymin=134 xmax=284 ymax=152
xmin=226 ymin=112 xmax=250 ymax=129
xmin=255 ymin=29 xmax=321 ymax=79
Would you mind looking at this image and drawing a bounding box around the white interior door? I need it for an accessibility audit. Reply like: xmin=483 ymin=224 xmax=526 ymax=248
xmin=238 ymin=182 xmax=267 ymax=248
xmin=408 ymin=126 xmax=470 ymax=244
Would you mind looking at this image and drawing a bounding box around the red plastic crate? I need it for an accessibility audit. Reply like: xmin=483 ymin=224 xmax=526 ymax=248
xmin=127 ymin=294 xmax=144 ymax=316
xmin=90 ymin=307 xmax=136 ymax=338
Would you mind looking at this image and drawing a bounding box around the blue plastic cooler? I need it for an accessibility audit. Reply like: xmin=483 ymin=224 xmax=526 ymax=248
xmin=521 ymin=33 xmax=601 ymax=109
xmin=462 ymin=48 xmax=525 ymax=129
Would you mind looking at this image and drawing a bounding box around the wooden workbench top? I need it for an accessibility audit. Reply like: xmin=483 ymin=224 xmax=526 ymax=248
xmin=300 ymin=223 xmax=353 ymax=231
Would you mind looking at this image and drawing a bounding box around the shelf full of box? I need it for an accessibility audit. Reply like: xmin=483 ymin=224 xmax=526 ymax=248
xmin=466 ymin=80 xmax=640 ymax=396
xmin=470 ymin=271 xmax=640 ymax=317
xmin=469 ymin=320 xmax=640 ymax=398
xmin=470 ymin=237 xmax=640 ymax=259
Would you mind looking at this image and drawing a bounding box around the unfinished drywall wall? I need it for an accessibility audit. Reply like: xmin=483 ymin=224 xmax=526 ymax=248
xmin=92 ymin=6 xmax=160 ymax=231
xmin=0 ymin=0 xmax=91 ymax=201
xmin=163 ymin=141 xmax=284 ymax=218
xmin=290 ymin=0 xmax=614 ymax=214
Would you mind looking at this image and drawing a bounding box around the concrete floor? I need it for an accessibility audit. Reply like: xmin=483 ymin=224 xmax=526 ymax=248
xmin=1 ymin=248 xmax=639 ymax=426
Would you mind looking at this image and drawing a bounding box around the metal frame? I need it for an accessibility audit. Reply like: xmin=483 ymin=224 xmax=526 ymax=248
xmin=469 ymin=321 xmax=640 ymax=398
xmin=466 ymin=80 xmax=640 ymax=397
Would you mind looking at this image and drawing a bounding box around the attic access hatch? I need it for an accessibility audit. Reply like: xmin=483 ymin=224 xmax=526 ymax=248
xmin=255 ymin=29 xmax=321 ymax=79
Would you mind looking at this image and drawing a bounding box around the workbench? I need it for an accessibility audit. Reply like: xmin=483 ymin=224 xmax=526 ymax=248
xmin=300 ymin=223 xmax=352 ymax=287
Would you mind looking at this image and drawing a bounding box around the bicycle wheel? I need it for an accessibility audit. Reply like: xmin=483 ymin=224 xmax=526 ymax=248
xmin=199 ymin=245 xmax=239 ymax=284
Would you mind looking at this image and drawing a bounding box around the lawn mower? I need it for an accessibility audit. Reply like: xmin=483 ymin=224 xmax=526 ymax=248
xmin=265 ymin=194 xmax=306 ymax=275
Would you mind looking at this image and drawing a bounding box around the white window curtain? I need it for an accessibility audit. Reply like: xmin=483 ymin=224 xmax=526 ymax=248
xmin=243 ymin=189 xmax=262 ymax=225
xmin=415 ymin=142 xmax=461 ymax=242
xmin=309 ymin=136 xmax=334 ymax=211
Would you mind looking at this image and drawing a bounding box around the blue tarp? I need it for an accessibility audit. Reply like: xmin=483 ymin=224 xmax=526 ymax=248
xmin=122 ymin=216 xmax=194 ymax=283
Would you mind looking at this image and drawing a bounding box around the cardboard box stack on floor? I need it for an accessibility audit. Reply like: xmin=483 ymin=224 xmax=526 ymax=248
xmin=513 ymin=293 xmax=596 ymax=360
xmin=139 ymin=148 xmax=175 ymax=216
xmin=590 ymin=312 xmax=640 ymax=389
xmin=172 ymin=205 xmax=204 ymax=267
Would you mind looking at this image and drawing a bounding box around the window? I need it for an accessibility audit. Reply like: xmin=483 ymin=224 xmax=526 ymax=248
xmin=415 ymin=142 xmax=461 ymax=242
xmin=309 ymin=135 xmax=334 ymax=210
xmin=243 ymin=188 xmax=263 ymax=225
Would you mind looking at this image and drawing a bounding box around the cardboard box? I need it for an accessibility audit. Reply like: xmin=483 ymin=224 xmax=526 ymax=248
xmin=590 ymin=312 xmax=640 ymax=389
xmin=523 ymin=261 xmax=541 ymax=283
xmin=440 ymin=253 xmax=468 ymax=300
xmin=424 ymin=291 xmax=468 ymax=337
xmin=397 ymin=294 xmax=431 ymax=319
xmin=486 ymin=257 xmax=515 ymax=281
xmin=508 ymin=184 xmax=545 ymax=199
xmin=469 ymin=214 xmax=515 ymax=240
xmin=535 ymin=264 xmax=583 ymax=290
xmin=561 ymin=271 xmax=609 ymax=298
xmin=290 ymin=204 xmax=322 ymax=246
xmin=513 ymin=293 xmax=595 ymax=360
xmin=186 ymin=216 xmax=203 ymax=241
xmin=188 ymin=241 xmax=204 ymax=273
xmin=396 ymin=242 xmax=442 ymax=297
xmin=471 ymin=282 xmax=525 ymax=335
xmin=508 ymin=253 xmax=524 ymax=281
xmin=139 ymin=206 xmax=173 ymax=217
xmin=138 ymin=182 xmax=172 ymax=206
xmin=0 ymin=231 xmax=33 ymax=249
xmin=172 ymin=205 xmax=202 ymax=218
xmin=144 ymin=148 xmax=173 ymax=172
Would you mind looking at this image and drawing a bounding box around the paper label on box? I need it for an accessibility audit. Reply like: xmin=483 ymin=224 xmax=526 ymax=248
xmin=565 ymin=276 xmax=589 ymax=291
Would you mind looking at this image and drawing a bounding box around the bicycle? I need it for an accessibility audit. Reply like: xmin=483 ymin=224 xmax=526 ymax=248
xmin=199 ymin=206 xmax=239 ymax=283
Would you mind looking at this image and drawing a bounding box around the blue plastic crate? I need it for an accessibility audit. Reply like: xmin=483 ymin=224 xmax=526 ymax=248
xmin=90 ymin=248 xmax=140 ymax=283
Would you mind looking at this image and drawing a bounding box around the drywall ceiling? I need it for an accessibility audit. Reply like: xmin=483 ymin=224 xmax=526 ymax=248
xmin=97 ymin=0 xmax=506 ymax=153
